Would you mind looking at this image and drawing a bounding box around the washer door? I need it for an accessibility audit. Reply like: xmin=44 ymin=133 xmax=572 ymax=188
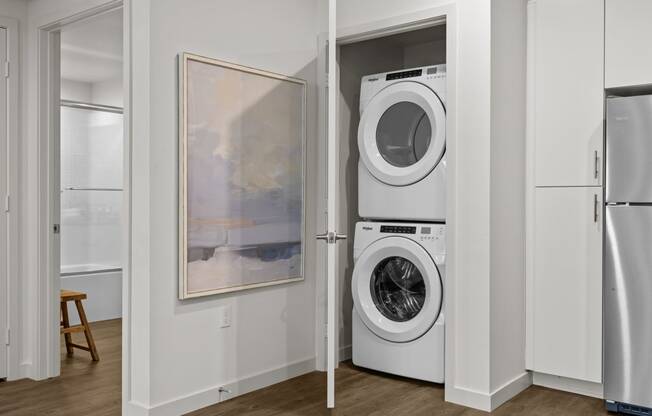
xmin=352 ymin=236 xmax=443 ymax=343
xmin=358 ymin=81 xmax=446 ymax=186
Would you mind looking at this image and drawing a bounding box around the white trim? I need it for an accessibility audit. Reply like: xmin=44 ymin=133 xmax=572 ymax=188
xmin=336 ymin=6 xmax=451 ymax=45
xmin=339 ymin=345 xmax=352 ymax=362
xmin=0 ymin=15 xmax=21 ymax=381
xmin=532 ymin=372 xmax=603 ymax=399
xmin=490 ymin=372 xmax=532 ymax=410
xmin=525 ymin=0 xmax=537 ymax=372
xmin=125 ymin=357 xmax=316 ymax=416
xmin=123 ymin=0 xmax=146 ymax=412
xmin=444 ymin=372 xmax=532 ymax=412
xmin=444 ymin=384 xmax=492 ymax=412
xmin=35 ymin=24 xmax=62 ymax=380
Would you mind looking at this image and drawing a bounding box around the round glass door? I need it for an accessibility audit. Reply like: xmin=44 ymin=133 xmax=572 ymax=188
xmin=358 ymin=81 xmax=446 ymax=186
xmin=352 ymin=236 xmax=442 ymax=343
xmin=376 ymin=102 xmax=431 ymax=168
xmin=371 ymin=256 xmax=426 ymax=322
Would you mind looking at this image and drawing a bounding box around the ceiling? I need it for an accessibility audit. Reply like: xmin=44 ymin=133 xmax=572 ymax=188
xmin=60 ymin=8 xmax=123 ymax=84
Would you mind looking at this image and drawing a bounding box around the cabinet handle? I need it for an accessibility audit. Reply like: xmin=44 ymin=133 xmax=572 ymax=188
xmin=594 ymin=150 xmax=599 ymax=180
xmin=594 ymin=194 xmax=599 ymax=223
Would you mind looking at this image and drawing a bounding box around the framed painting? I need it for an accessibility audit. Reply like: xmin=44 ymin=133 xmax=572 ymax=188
xmin=178 ymin=52 xmax=306 ymax=299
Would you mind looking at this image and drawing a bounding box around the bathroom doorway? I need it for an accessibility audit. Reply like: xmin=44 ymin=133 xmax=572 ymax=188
xmin=57 ymin=5 xmax=123 ymax=373
xmin=21 ymin=3 xmax=126 ymax=413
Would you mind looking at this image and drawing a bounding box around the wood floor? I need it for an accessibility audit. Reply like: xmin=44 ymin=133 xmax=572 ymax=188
xmin=0 ymin=318 xmax=121 ymax=416
xmin=190 ymin=363 xmax=610 ymax=416
xmin=0 ymin=318 xmax=609 ymax=415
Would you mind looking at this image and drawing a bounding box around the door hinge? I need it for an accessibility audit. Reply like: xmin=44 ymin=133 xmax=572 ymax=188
xmin=4 ymin=61 xmax=9 ymax=78
xmin=5 ymin=328 xmax=9 ymax=346
xmin=4 ymin=194 xmax=9 ymax=213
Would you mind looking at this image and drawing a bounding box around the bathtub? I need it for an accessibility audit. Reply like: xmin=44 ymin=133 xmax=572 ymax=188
xmin=60 ymin=264 xmax=122 ymax=324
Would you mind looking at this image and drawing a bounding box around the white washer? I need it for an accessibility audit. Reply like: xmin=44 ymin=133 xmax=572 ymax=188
xmin=358 ymin=65 xmax=446 ymax=222
xmin=352 ymin=221 xmax=445 ymax=383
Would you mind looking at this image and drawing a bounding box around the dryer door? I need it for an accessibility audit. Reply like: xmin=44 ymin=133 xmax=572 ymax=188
xmin=358 ymin=81 xmax=446 ymax=186
xmin=352 ymin=236 xmax=442 ymax=343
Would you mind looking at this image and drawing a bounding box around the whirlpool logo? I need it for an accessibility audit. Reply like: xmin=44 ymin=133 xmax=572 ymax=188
xmin=362 ymin=226 xmax=373 ymax=231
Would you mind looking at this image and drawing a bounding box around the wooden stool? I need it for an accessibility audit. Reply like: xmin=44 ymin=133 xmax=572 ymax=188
xmin=60 ymin=290 xmax=100 ymax=361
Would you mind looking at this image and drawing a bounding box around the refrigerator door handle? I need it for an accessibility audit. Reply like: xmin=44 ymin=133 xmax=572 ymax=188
xmin=594 ymin=150 xmax=600 ymax=180
xmin=594 ymin=193 xmax=599 ymax=223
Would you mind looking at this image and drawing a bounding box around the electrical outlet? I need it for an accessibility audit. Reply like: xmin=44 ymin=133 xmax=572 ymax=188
xmin=220 ymin=305 xmax=232 ymax=328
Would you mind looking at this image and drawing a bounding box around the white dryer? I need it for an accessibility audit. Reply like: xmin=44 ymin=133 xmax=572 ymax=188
xmin=352 ymin=221 xmax=445 ymax=383
xmin=358 ymin=65 xmax=446 ymax=222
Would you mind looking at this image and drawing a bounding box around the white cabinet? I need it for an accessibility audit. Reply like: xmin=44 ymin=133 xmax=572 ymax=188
xmin=530 ymin=187 xmax=602 ymax=383
xmin=605 ymin=0 xmax=652 ymax=88
xmin=533 ymin=0 xmax=604 ymax=187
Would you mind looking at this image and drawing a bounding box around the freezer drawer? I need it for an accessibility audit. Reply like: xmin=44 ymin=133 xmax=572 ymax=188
xmin=604 ymin=205 xmax=652 ymax=408
xmin=606 ymin=95 xmax=652 ymax=203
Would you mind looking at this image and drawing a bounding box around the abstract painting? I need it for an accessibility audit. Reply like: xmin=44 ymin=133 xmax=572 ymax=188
xmin=178 ymin=53 xmax=306 ymax=299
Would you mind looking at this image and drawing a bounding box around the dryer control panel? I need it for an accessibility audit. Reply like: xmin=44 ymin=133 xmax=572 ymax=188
xmin=380 ymin=225 xmax=416 ymax=234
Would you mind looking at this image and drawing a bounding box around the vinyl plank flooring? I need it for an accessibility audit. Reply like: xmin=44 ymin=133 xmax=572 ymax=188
xmin=0 ymin=319 xmax=121 ymax=416
xmin=0 ymin=320 xmax=610 ymax=416
xmin=188 ymin=362 xmax=609 ymax=416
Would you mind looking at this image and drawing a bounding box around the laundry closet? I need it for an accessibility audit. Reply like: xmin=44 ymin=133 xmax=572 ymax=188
xmin=334 ymin=23 xmax=447 ymax=382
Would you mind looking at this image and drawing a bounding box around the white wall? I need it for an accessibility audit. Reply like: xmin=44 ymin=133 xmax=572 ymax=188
xmin=128 ymin=0 xmax=321 ymax=413
xmin=489 ymin=0 xmax=528 ymax=397
xmin=61 ymin=271 xmax=122 ymax=324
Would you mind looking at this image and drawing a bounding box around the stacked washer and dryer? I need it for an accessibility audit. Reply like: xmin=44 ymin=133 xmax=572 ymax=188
xmin=352 ymin=65 xmax=447 ymax=383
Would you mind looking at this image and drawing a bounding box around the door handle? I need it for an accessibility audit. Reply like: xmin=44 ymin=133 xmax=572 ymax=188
xmin=316 ymin=231 xmax=347 ymax=244
xmin=594 ymin=194 xmax=599 ymax=223
xmin=594 ymin=150 xmax=600 ymax=180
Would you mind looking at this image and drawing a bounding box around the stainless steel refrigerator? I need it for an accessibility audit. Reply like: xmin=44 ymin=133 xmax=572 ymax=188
xmin=605 ymin=94 xmax=652 ymax=413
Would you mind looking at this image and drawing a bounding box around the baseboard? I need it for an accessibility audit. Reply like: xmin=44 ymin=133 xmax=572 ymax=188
xmin=490 ymin=372 xmax=532 ymax=410
xmin=445 ymin=372 xmax=532 ymax=412
xmin=532 ymin=372 xmax=603 ymax=399
xmin=143 ymin=356 xmax=316 ymax=416
xmin=445 ymin=384 xmax=492 ymax=412
xmin=339 ymin=344 xmax=352 ymax=362
xmin=124 ymin=401 xmax=150 ymax=416
xmin=19 ymin=361 xmax=33 ymax=379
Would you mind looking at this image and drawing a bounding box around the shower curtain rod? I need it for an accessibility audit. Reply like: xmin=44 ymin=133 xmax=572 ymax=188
xmin=63 ymin=187 xmax=123 ymax=192
xmin=60 ymin=99 xmax=123 ymax=114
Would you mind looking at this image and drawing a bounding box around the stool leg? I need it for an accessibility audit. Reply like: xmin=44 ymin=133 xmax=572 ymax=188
xmin=60 ymin=301 xmax=73 ymax=356
xmin=74 ymin=299 xmax=99 ymax=361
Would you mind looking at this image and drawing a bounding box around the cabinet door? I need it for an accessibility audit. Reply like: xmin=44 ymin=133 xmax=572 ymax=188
xmin=534 ymin=0 xmax=604 ymax=187
xmin=531 ymin=187 xmax=602 ymax=383
xmin=605 ymin=0 xmax=652 ymax=88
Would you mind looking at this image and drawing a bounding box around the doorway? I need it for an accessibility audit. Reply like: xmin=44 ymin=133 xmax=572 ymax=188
xmin=318 ymin=3 xmax=457 ymax=407
xmin=57 ymin=4 xmax=124 ymax=371
xmin=35 ymin=3 xmax=125 ymax=413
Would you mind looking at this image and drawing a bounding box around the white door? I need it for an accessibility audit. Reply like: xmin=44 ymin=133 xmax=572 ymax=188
xmin=358 ymin=82 xmax=446 ymax=185
xmin=531 ymin=186 xmax=602 ymax=383
xmin=351 ymin=236 xmax=442 ymax=342
xmin=317 ymin=0 xmax=344 ymax=408
xmin=0 ymin=27 xmax=8 ymax=379
xmin=533 ymin=0 xmax=604 ymax=187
